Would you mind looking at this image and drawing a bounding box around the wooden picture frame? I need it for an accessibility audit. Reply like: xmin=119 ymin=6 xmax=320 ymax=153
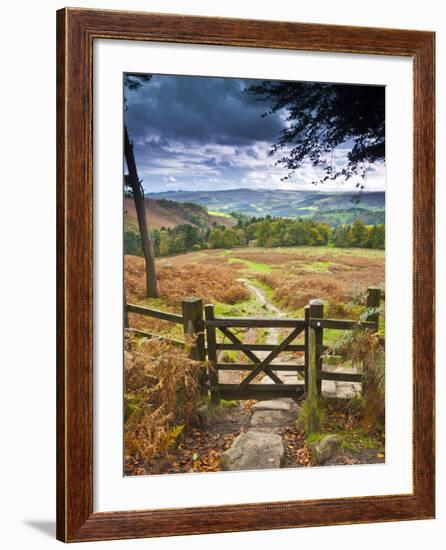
xmin=56 ymin=7 xmax=435 ymax=542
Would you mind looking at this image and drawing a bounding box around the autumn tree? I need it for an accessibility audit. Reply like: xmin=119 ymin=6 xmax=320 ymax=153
xmin=332 ymin=225 xmax=352 ymax=248
xmin=222 ymin=228 xmax=239 ymax=249
xmin=367 ymin=224 xmax=385 ymax=249
xmin=208 ymin=227 xmax=224 ymax=249
xmin=351 ymin=219 xmax=368 ymax=247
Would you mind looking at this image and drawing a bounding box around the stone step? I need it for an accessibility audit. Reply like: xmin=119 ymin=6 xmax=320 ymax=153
xmin=250 ymin=398 xmax=300 ymax=430
xmin=251 ymin=397 xmax=298 ymax=412
xmin=220 ymin=430 xmax=285 ymax=471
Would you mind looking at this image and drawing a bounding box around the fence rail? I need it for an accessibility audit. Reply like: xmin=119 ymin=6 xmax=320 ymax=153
xmin=309 ymin=318 xmax=376 ymax=330
xmin=126 ymin=298 xmax=206 ymax=363
xmin=126 ymin=303 xmax=183 ymax=325
xmin=205 ymin=318 xmax=306 ymax=328
xmin=127 ymin=327 xmax=184 ymax=347
xmin=126 ymin=286 xmax=381 ymax=406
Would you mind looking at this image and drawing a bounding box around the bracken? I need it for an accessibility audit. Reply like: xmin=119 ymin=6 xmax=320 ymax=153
xmin=124 ymin=332 xmax=202 ymax=470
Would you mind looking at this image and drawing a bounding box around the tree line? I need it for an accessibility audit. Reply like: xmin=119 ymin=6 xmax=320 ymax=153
xmin=124 ymin=217 xmax=384 ymax=258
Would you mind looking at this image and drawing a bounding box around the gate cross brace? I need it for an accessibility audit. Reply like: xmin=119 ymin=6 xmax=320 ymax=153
xmin=235 ymin=325 xmax=305 ymax=392
xmin=218 ymin=326 xmax=283 ymax=384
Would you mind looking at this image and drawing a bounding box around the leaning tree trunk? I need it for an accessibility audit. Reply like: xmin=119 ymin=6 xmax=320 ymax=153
xmin=124 ymin=125 xmax=158 ymax=298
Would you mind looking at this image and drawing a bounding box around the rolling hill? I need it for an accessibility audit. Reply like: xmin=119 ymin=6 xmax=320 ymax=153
xmin=124 ymin=197 xmax=234 ymax=232
xmin=146 ymin=188 xmax=385 ymax=226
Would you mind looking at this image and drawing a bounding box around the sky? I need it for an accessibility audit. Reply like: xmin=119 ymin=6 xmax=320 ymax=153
xmin=124 ymin=74 xmax=386 ymax=194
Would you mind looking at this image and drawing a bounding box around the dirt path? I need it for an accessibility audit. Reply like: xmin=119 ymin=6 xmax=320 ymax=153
xmin=217 ymin=279 xmax=288 ymax=385
xmin=238 ymin=279 xmax=299 ymax=376
xmin=238 ymin=278 xmax=284 ymax=358
xmin=240 ymin=278 xmax=282 ymax=316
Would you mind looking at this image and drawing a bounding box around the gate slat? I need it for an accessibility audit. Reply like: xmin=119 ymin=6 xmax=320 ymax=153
xmin=219 ymin=383 xmax=304 ymax=401
xmin=216 ymin=343 xmax=306 ymax=352
xmin=217 ymin=363 xmax=305 ymax=371
xmin=218 ymin=326 xmax=283 ymax=384
xmin=234 ymin=325 xmax=305 ymax=392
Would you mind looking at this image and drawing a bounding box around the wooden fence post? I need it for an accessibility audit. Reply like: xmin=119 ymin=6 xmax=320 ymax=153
xmin=181 ymin=298 xmax=205 ymax=361
xmin=304 ymin=305 xmax=310 ymax=392
xmin=366 ymin=287 xmax=381 ymax=330
xmin=307 ymin=299 xmax=324 ymax=432
xmin=309 ymin=300 xmax=324 ymax=396
xmin=182 ymin=298 xmax=207 ymax=395
xmin=204 ymin=304 xmax=220 ymax=405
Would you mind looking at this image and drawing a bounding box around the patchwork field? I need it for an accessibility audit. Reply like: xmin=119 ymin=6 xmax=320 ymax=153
xmin=127 ymin=245 xmax=384 ymax=308
xmin=125 ymin=245 xmax=384 ymax=340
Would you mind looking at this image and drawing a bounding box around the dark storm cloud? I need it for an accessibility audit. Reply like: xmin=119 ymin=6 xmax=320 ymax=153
xmin=124 ymin=74 xmax=386 ymax=193
xmin=125 ymin=75 xmax=283 ymax=148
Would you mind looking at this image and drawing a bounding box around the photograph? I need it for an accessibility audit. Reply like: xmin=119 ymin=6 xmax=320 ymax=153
xmin=123 ymin=72 xmax=386 ymax=476
xmin=50 ymin=5 xmax=435 ymax=543
xmin=0 ymin=0 xmax=439 ymax=544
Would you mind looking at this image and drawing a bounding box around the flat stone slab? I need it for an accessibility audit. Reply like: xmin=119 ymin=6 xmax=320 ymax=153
xmin=220 ymin=430 xmax=284 ymax=471
xmin=322 ymin=380 xmax=361 ymax=399
xmin=250 ymin=408 xmax=298 ymax=430
xmin=251 ymin=398 xmax=297 ymax=413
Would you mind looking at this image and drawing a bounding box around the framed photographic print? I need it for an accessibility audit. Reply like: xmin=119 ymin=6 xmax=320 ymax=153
xmin=56 ymin=8 xmax=435 ymax=542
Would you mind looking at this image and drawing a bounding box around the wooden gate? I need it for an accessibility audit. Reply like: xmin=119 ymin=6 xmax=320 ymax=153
xmin=202 ymin=288 xmax=380 ymax=404
xmin=127 ymin=288 xmax=381 ymax=405
xmin=204 ymin=305 xmax=309 ymax=403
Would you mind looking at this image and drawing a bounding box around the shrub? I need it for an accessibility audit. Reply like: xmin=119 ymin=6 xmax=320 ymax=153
xmin=329 ymin=329 xmax=385 ymax=427
xmin=327 ymin=301 xmax=350 ymax=318
xmin=347 ymin=282 xmax=367 ymax=305
xmin=124 ymin=230 xmax=143 ymax=257
xmin=124 ymin=333 xmax=202 ymax=465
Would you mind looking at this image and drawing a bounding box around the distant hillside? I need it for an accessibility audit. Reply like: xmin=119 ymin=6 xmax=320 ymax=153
xmin=147 ymin=188 xmax=385 ymax=226
xmin=124 ymin=197 xmax=234 ymax=232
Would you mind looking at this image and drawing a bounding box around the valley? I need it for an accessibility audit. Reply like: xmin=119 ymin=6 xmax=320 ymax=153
xmin=146 ymin=188 xmax=385 ymax=226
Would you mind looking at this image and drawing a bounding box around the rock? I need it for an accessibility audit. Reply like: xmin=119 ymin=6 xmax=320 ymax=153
xmin=251 ymin=398 xmax=298 ymax=413
xmin=311 ymin=435 xmax=341 ymax=464
xmin=220 ymin=430 xmax=285 ymax=471
xmin=335 ymin=382 xmax=361 ymax=399
xmin=195 ymin=403 xmax=213 ymax=429
xmin=250 ymin=408 xmax=298 ymax=430
xmin=321 ymin=380 xmax=337 ymax=397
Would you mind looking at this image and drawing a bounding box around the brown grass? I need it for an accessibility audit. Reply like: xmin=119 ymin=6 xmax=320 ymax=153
xmin=125 ymin=255 xmax=251 ymax=336
xmin=256 ymin=272 xmax=346 ymax=310
xmin=125 ymin=255 xmax=250 ymax=306
xmin=124 ymin=333 xmax=202 ymax=470
xmin=227 ymin=251 xmax=307 ymax=265
xmin=256 ymin=255 xmax=383 ymax=311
